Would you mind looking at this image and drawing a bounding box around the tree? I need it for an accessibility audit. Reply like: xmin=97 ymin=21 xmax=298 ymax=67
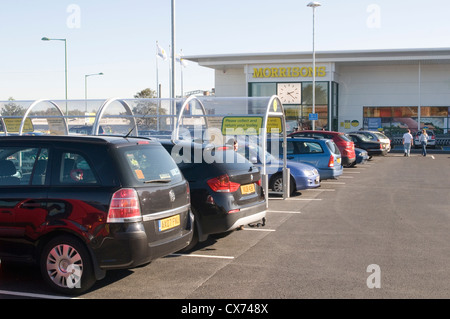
xmin=132 ymin=88 xmax=166 ymax=129
xmin=1 ymin=97 xmax=25 ymax=116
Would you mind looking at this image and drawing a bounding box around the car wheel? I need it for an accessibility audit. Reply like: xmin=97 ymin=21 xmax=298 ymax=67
xmin=270 ymin=174 xmax=295 ymax=195
xmin=40 ymin=235 xmax=96 ymax=295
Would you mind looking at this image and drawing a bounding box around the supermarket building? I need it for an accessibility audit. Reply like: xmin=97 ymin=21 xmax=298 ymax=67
xmin=186 ymin=48 xmax=450 ymax=136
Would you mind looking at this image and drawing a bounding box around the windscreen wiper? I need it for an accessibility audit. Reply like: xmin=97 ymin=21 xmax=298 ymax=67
xmin=143 ymin=179 xmax=172 ymax=183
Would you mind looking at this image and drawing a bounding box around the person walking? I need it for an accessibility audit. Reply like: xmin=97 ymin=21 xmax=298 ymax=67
xmin=419 ymin=129 xmax=429 ymax=156
xmin=402 ymin=129 xmax=413 ymax=157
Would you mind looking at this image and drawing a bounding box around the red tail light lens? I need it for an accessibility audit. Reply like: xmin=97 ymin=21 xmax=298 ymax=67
xmin=256 ymin=178 xmax=262 ymax=186
xmin=328 ymin=155 xmax=334 ymax=167
xmin=207 ymin=174 xmax=240 ymax=193
xmin=107 ymin=188 xmax=141 ymax=223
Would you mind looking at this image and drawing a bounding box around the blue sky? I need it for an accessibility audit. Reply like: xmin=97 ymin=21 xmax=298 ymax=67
xmin=2 ymin=0 xmax=450 ymax=101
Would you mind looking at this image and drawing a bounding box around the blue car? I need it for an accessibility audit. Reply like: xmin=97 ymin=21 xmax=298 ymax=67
xmin=238 ymin=143 xmax=320 ymax=195
xmin=354 ymin=147 xmax=369 ymax=166
xmin=268 ymin=137 xmax=343 ymax=180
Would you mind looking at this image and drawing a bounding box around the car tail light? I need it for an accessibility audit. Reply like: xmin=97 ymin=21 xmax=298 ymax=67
xmin=328 ymin=155 xmax=334 ymax=168
xmin=228 ymin=209 xmax=240 ymax=214
xmin=207 ymin=174 xmax=240 ymax=193
xmin=256 ymin=178 xmax=262 ymax=186
xmin=107 ymin=188 xmax=141 ymax=223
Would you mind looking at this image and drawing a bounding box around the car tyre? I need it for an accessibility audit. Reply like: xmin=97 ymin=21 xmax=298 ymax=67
xmin=40 ymin=235 xmax=96 ymax=295
xmin=270 ymin=173 xmax=295 ymax=195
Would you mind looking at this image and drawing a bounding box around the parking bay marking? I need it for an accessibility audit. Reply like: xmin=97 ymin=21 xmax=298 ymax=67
xmin=170 ymin=253 xmax=235 ymax=260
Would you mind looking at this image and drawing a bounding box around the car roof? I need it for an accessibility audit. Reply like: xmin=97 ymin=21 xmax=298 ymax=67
xmin=293 ymin=130 xmax=343 ymax=135
xmin=0 ymin=134 xmax=162 ymax=146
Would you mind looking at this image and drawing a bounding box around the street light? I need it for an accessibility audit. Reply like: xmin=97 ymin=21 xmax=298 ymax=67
xmin=41 ymin=37 xmax=68 ymax=115
xmin=85 ymin=73 xmax=104 ymax=112
xmin=307 ymin=1 xmax=321 ymax=130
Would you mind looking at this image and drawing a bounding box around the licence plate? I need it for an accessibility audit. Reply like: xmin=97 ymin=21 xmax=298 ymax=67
xmin=337 ymin=157 xmax=341 ymax=164
xmin=158 ymin=215 xmax=180 ymax=232
xmin=240 ymin=183 xmax=255 ymax=195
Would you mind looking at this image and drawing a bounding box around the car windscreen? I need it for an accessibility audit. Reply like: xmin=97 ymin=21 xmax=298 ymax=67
xmin=119 ymin=145 xmax=183 ymax=184
xmin=339 ymin=134 xmax=353 ymax=142
xmin=326 ymin=140 xmax=341 ymax=155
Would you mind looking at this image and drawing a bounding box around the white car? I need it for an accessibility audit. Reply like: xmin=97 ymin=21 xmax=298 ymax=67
xmin=350 ymin=130 xmax=391 ymax=152
xmin=414 ymin=130 xmax=436 ymax=148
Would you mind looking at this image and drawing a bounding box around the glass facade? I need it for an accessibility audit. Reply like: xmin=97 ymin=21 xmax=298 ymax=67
xmin=363 ymin=106 xmax=450 ymax=135
xmin=249 ymin=81 xmax=334 ymax=133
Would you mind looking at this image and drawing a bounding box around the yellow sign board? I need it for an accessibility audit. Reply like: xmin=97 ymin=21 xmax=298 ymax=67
xmin=3 ymin=118 xmax=34 ymax=133
xmin=221 ymin=116 xmax=283 ymax=135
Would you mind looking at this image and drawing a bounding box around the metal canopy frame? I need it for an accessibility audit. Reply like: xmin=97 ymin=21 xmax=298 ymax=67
xmin=0 ymin=96 xmax=289 ymax=200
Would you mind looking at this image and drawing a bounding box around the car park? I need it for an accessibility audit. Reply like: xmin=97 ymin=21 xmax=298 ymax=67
xmin=268 ymin=137 xmax=343 ymax=180
xmin=348 ymin=133 xmax=387 ymax=157
xmin=414 ymin=129 xmax=436 ymax=148
xmin=160 ymin=140 xmax=267 ymax=251
xmin=237 ymin=141 xmax=321 ymax=195
xmin=349 ymin=130 xmax=391 ymax=152
xmin=0 ymin=135 xmax=194 ymax=295
xmin=289 ymin=130 xmax=356 ymax=167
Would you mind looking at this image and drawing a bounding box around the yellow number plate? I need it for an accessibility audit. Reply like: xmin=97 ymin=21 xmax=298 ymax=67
xmin=337 ymin=157 xmax=341 ymax=164
xmin=240 ymin=183 xmax=255 ymax=195
xmin=158 ymin=215 xmax=180 ymax=232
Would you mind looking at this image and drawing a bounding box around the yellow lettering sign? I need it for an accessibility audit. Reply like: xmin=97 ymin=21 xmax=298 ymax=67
xmin=253 ymin=66 xmax=326 ymax=78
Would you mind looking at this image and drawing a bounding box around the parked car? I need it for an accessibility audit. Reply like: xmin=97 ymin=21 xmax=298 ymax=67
xmin=237 ymin=141 xmax=320 ymax=195
xmin=348 ymin=133 xmax=387 ymax=156
xmin=160 ymin=140 xmax=267 ymax=251
xmin=349 ymin=130 xmax=391 ymax=152
xmin=414 ymin=129 xmax=436 ymax=148
xmin=0 ymin=135 xmax=194 ymax=295
xmin=267 ymin=137 xmax=343 ymax=180
xmin=289 ymin=130 xmax=356 ymax=167
xmin=354 ymin=147 xmax=369 ymax=166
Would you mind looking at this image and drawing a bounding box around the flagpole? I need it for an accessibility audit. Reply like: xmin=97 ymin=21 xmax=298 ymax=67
xmin=156 ymin=42 xmax=160 ymax=130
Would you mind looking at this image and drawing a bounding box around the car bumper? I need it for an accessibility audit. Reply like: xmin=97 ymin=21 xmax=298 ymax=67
xmin=94 ymin=207 xmax=194 ymax=270
xmin=341 ymin=156 xmax=356 ymax=167
xmin=294 ymin=174 xmax=320 ymax=190
xmin=200 ymin=201 xmax=267 ymax=235
xmin=319 ymin=166 xmax=343 ymax=180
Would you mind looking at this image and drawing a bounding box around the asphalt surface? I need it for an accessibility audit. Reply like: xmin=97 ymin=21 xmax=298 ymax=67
xmin=1 ymin=152 xmax=449 ymax=301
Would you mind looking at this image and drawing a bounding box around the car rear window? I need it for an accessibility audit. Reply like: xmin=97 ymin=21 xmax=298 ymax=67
xmin=326 ymin=140 xmax=341 ymax=155
xmin=120 ymin=145 xmax=183 ymax=184
xmin=339 ymin=134 xmax=352 ymax=142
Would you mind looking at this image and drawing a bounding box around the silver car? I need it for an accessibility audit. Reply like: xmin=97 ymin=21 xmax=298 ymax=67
xmin=350 ymin=130 xmax=391 ymax=152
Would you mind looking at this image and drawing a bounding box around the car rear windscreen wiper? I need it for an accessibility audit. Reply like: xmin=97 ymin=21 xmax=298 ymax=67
xmin=143 ymin=179 xmax=172 ymax=183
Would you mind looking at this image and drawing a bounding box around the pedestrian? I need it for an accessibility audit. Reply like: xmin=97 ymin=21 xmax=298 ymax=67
xmin=419 ymin=129 xmax=429 ymax=156
xmin=402 ymin=129 xmax=413 ymax=157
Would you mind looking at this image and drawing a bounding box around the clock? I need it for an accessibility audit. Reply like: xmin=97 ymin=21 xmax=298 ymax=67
xmin=277 ymin=83 xmax=301 ymax=104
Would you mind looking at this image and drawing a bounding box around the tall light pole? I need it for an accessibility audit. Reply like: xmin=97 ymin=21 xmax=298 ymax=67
xmin=170 ymin=0 xmax=176 ymax=129
xmin=85 ymin=73 xmax=104 ymax=112
xmin=307 ymin=2 xmax=321 ymax=130
xmin=41 ymin=37 xmax=68 ymax=115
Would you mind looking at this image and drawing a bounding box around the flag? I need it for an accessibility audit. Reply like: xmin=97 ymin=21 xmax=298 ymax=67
xmin=156 ymin=42 xmax=167 ymax=60
xmin=175 ymin=53 xmax=188 ymax=68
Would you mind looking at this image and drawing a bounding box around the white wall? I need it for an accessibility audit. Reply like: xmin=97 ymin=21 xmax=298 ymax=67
xmin=215 ymin=68 xmax=247 ymax=97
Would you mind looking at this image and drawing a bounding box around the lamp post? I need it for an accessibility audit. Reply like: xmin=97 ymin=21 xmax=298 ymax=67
xmin=307 ymin=2 xmax=321 ymax=130
xmin=84 ymin=72 xmax=104 ymax=112
xmin=41 ymin=37 xmax=68 ymax=115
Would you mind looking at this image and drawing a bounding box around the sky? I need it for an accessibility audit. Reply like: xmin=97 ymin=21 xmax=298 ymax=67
xmin=2 ymin=0 xmax=450 ymax=101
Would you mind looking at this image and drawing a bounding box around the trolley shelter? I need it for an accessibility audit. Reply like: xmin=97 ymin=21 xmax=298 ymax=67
xmin=0 ymin=96 xmax=289 ymax=200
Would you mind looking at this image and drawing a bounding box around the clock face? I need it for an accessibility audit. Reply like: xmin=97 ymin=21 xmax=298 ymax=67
xmin=277 ymin=83 xmax=301 ymax=104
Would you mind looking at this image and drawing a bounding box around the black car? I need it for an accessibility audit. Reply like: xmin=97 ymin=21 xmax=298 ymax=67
xmin=0 ymin=135 xmax=193 ymax=294
xmin=347 ymin=133 xmax=387 ymax=157
xmin=160 ymin=140 xmax=267 ymax=251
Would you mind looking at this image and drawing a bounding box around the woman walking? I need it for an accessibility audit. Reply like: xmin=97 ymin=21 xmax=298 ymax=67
xmin=419 ymin=129 xmax=429 ymax=156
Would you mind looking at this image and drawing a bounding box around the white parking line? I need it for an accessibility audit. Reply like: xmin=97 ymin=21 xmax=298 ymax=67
xmin=288 ymin=198 xmax=323 ymax=201
xmin=169 ymin=253 xmax=235 ymax=260
xmin=306 ymin=188 xmax=335 ymax=191
xmin=321 ymin=181 xmax=346 ymax=185
xmin=0 ymin=289 xmax=71 ymax=299
xmin=268 ymin=210 xmax=302 ymax=214
xmin=244 ymin=228 xmax=276 ymax=232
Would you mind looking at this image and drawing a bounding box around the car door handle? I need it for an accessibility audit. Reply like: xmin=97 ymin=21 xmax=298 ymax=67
xmin=1 ymin=210 xmax=13 ymax=214
xmin=20 ymin=202 xmax=43 ymax=209
xmin=287 ymin=156 xmax=294 ymax=160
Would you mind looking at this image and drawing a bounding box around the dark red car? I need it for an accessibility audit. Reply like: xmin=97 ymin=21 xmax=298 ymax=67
xmin=288 ymin=130 xmax=356 ymax=167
